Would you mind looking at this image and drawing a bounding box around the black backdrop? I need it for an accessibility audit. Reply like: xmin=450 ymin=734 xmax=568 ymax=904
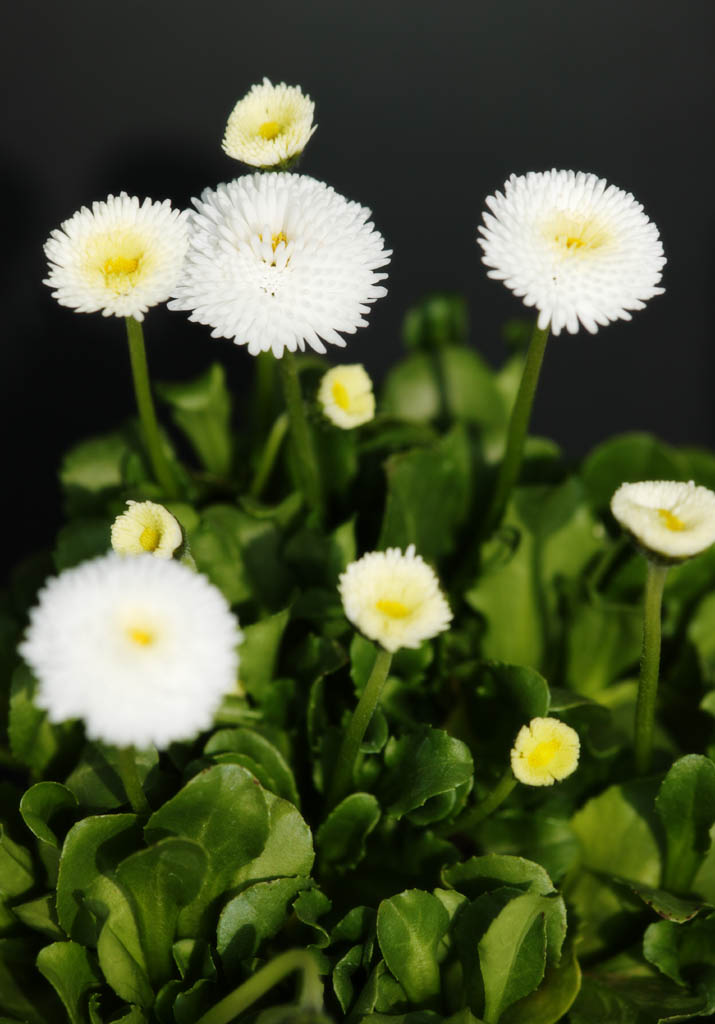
xmin=3 ymin=0 xmax=714 ymax=577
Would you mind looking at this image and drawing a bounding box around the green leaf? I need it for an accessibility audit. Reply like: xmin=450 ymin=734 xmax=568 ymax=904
xmin=613 ymin=879 xmax=708 ymax=923
xmin=377 ymin=889 xmax=450 ymax=1004
xmin=292 ymin=887 xmax=332 ymax=948
xmin=36 ymin=941 xmax=102 ymax=1024
xmin=379 ymin=727 xmax=474 ymax=821
xmin=570 ymin=968 xmax=714 ymax=1024
xmin=20 ymin=780 xmax=78 ymax=853
xmin=442 ymin=854 xmax=556 ymax=900
xmin=571 ymin=780 xmax=661 ymax=885
xmin=60 ymin=432 xmax=130 ymax=497
xmin=53 ymin=518 xmax=111 ymax=571
xmin=644 ymin=913 xmax=715 ymax=987
xmin=56 ymin=813 xmax=140 ymax=945
xmin=316 ymin=793 xmax=381 ymax=870
xmin=238 ymin=609 xmax=291 ymax=706
xmin=656 ymin=755 xmax=715 ymax=893
xmin=114 ymin=838 xmax=207 ymax=989
xmin=0 ymin=825 xmax=34 ymax=900
xmin=564 ymin=593 xmax=643 ymax=696
xmin=379 ymin=425 xmax=472 ymax=561
xmin=402 ymin=292 xmax=469 ymax=350
xmin=205 ymin=727 xmax=299 ymax=805
xmin=157 ymin=363 xmax=233 ymax=477
xmin=12 ymin=894 xmax=64 ymax=939
xmin=8 ymin=664 xmax=81 ymax=778
xmin=145 ymin=764 xmax=270 ymax=938
xmin=64 ymin=743 xmax=158 ymax=813
xmin=0 ymin=938 xmax=51 ymax=1024
xmin=216 ymin=876 xmax=311 ymax=972
xmin=500 ymin=941 xmax=581 ymax=1024
xmin=95 ymin=878 xmax=153 ymax=1007
xmin=581 ymin=433 xmax=684 ymax=515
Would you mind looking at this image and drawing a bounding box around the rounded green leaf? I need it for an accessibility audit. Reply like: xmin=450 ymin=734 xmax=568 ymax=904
xmin=20 ymin=781 xmax=78 ymax=849
xmin=217 ymin=876 xmax=311 ymax=972
xmin=316 ymin=793 xmax=381 ymax=869
xmin=36 ymin=941 xmax=101 ymax=1024
xmin=581 ymin=433 xmax=684 ymax=515
xmin=442 ymin=854 xmax=556 ymax=900
xmin=656 ymin=754 xmax=715 ymax=893
xmin=379 ymin=727 xmax=474 ymax=820
xmin=204 ymin=727 xmax=299 ymax=806
xmin=377 ymin=889 xmax=450 ymax=1004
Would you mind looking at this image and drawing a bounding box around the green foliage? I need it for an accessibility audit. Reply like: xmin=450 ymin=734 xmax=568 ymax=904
xmin=157 ymin=363 xmax=233 ymax=477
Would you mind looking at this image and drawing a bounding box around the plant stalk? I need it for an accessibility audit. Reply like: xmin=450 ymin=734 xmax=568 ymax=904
xmin=328 ymin=646 xmax=393 ymax=809
xmin=279 ymin=350 xmax=323 ymax=520
xmin=125 ymin=316 xmax=178 ymax=498
xmin=441 ymin=767 xmax=517 ymax=836
xmin=634 ymin=560 xmax=669 ymax=774
xmin=483 ymin=319 xmax=550 ymax=535
xmin=250 ymin=412 xmax=289 ymax=498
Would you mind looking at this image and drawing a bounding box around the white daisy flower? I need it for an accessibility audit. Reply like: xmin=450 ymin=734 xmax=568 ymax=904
xmin=111 ymin=500 xmax=183 ymax=559
xmin=318 ymin=364 xmax=375 ymax=429
xmin=44 ymin=193 xmax=189 ymax=321
xmin=168 ymin=172 xmax=390 ymax=358
xmin=478 ymin=169 xmax=665 ymax=335
xmin=338 ymin=545 xmax=452 ymax=653
xmin=511 ymin=717 xmax=580 ymax=787
xmin=611 ymin=480 xmax=715 ymax=563
xmin=222 ymin=78 xmax=316 ymax=169
xmin=20 ymin=553 xmax=241 ymax=750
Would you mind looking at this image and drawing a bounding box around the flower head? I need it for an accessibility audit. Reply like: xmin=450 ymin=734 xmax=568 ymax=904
xmin=478 ymin=169 xmax=665 ymax=335
xmin=168 ymin=172 xmax=390 ymax=358
xmin=20 ymin=553 xmax=241 ymax=749
xmin=318 ymin=364 xmax=375 ymax=429
xmin=111 ymin=500 xmax=183 ymax=559
xmin=511 ymin=717 xmax=580 ymax=786
xmin=610 ymin=480 xmax=715 ymax=563
xmin=338 ymin=544 xmax=452 ymax=653
xmin=44 ymin=193 xmax=189 ymax=321
xmin=222 ymin=78 xmax=316 ymax=169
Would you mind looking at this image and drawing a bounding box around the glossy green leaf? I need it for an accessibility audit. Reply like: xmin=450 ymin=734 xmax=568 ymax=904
xmin=443 ymin=854 xmax=555 ymax=900
xmin=235 ymin=608 xmax=291 ymax=706
xmin=377 ymin=889 xmax=450 ymax=1004
xmin=379 ymin=425 xmax=472 ymax=561
xmin=500 ymin=941 xmax=581 ymax=1024
xmin=8 ymin=664 xmax=80 ymax=778
xmin=157 ymin=363 xmax=233 ymax=477
xmin=564 ymin=593 xmax=643 ymax=696
xmin=53 ymin=518 xmax=111 ymax=571
xmin=316 ymin=793 xmax=381 ymax=870
xmin=571 ymin=780 xmax=661 ymax=885
xmin=36 ymin=941 xmax=102 ymax=1024
xmin=613 ymin=878 xmax=707 ymax=923
xmin=64 ymin=743 xmax=158 ymax=813
xmin=478 ymin=814 xmax=580 ymax=883
xmin=95 ymin=878 xmax=153 ymax=1007
xmin=0 ymin=938 xmax=50 ymax=1024
xmin=60 ymin=432 xmax=129 ymax=496
xmin=292 ymin=887 xmax=332 ymax=948
xmin=379 ymin=727 xmax=474 ymax=821
xmin=216 ymin=876 xmax=311 ymax=972
xmin=656 ymin=755 xmax=715 ymax=893
xmin=644 ymin=913 xmax=715 ymax=987
xmin=145 ymin=764 xmax=270 ymax=938
xmin=20 ymin=781 xmax=78 ymax=850
xmin=205 ymin=727 xmax=299 ymax=805
xmin=12 ymin=894 xmax=64 ymax=940
xmin=0 ymin=825 xmax=34 ymax=900
xmin=581 ymin=433 xmax=684 ymax=515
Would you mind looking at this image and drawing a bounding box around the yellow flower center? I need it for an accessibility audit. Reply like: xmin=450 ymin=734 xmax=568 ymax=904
xmin=100 ymin=251 xmax=143 ymax=292
xmin=259 ymin=120 xmax=282 ymax=140
xmin=546 ymin=213 xmax=609 ymax=255
xmin=376 ymin=598 xmax=411 ymax=618
xmin=127 ymin=626 xmax=154 ymax=647
xmin=271 ymin=231 xmax=288 ymax=252
xmin=139 ymin=524 xmax=161 ymax=551
xmin=527 ymin=738 xmax=561 ymax=769
xmin=332 ymin=380 xmax=351 ymax=411
xmin=658 ymin=508 xmax=686 ymax=531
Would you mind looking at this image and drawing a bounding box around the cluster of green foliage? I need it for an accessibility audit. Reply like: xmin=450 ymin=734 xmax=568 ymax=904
xmin=2 ymin=295 xmax=715 ymax=1023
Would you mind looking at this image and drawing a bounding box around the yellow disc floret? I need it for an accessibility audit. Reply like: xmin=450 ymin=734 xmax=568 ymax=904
xmin=318 ymin=365 xmax=376 ymax=429
xmin=658 ymin=508 xmax=686 ymax=531
xmin=111 ymin=501 xmax=183 ymax=560
xmin=375 ymin=598 xmax=411 ymax=618
xmin=511 ymin=717 xmax=580 ymax=786
xmin=259 ymin=120 xmax=282 ymax=140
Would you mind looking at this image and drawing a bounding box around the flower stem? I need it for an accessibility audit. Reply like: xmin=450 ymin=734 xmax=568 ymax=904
xmin=250 ymin=412 xmax=289 ymax=498
xmin=483 ymin=320 xmax=550 ymax=535
xmin=328 ymin=646 xmax=393 ymax=809
xmin=125 ymin=316 xmax=178 ymax=498
xmin=440 ymin=767 xmax=517 ymax=836
xmin=279 ymin=350 xmax=323 ymax=520
xmin=194 ymin=949 xmax=323 ymax=1024
xmin=634 ymin=560 xmax=669 ymax=774
xmin=116 ymin=746 xmax=150 ymax=817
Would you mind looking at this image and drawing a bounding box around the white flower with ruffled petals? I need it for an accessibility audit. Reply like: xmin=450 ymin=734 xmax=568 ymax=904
xmin=222 ymin=78 xmax=316 ymax=169
xmin=318 ymin=364 xmax=375 ymax=429
xmin=478 ymin=169 xmax=665 ymax=335
xmin=339 ymin=545 xmax=452 ymax=653
xmin=511 ymin=717 xmax=580 ymax=786
xmin=20 ymin=553 xmax=241 ymax=749
xmin=168 ymin=172 xmax=390 ymax=358
xmin=611 ymin=480 xmax=715 ymax=563
xmin=44 ymin=193 xmax=188 ymax=321
xmin=111 ymin=501 xmax=183 ymax=559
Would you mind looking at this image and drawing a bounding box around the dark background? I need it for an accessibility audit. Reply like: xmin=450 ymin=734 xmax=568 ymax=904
xmin=3 ymin=0 xmax=714 ymax=577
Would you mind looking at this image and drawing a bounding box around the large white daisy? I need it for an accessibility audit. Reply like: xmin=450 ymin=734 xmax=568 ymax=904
xmin=20 ymin=553 xmax=241 ymax=750
xmin=44 ymin=193 xmax=189 ymax=321
xmin=611 ymin=480 xmax=715 ymax=562
xmin=478 ymin=169 xmax=665 ymax=335
xmin=338 ymin=545 xmax=452 ymax=653
xmin=168 ymin=172 xmax=390 ymax=357
xmin=222 ymin=78 xmax=316 ymax=169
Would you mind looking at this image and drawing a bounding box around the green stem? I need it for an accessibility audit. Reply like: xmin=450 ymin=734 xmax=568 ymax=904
xmin=483 ymin=320 xmax=550 ymax=535
xmin=125 ymin=316 xmax=178 ymax=498
xmin=441 ymin=768 xmax=517 ymax=836
xmin=253 ymin=351 xmax=277 ymax=439
xmin=328 ymin=647 xmax=393 ymax=809
xmin=634 ymin=560 xmax=669 ymax=774
xmin=250 ymin=412 xmax=289 ymax=498
xmin=279 ymin=351 xmax=323 ymax=520
xmin=194 ymin=949 xmax=323 ymax=1024
xmin=116 ymin=746 xmax=150 ymax=817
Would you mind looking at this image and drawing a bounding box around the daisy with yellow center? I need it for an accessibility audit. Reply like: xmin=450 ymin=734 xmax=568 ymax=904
xmin=610 ymin=480 xmax=715 ymax=562
xmin=338 ymin=544 xmax=452 ymax=653
xmin=511 ymin=717 xmax=580 ymax=786
xmin=111 ymin=500 xmax=183 ymax=559
xmin=318 ymin=364 xmax=375 ymax=429
xmin=44 ymin=193 xmax=188 ymax=321
xmin=222 ymin=78 xmax=316 ymax=169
